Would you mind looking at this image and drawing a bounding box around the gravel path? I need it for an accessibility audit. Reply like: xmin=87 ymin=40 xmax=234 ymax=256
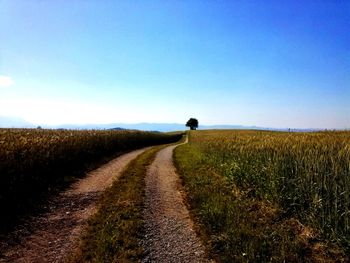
xmin=0 ymin=148 xmax=148 ymax=263
xmin=142 ymin=141 xmax=211 ymax=263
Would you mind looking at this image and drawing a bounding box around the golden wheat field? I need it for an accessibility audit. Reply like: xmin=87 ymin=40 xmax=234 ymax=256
xmin=190 ymin=130 xmax=350 ymax=241
xmin=178 ymin=130 xmax=350 ymax=259
xmin=0 ymin=128 xmax=181 ymax=233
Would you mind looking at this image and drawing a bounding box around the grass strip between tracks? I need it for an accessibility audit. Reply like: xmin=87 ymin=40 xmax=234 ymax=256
xmin=70 ymin=144 xmax=167 ymax=262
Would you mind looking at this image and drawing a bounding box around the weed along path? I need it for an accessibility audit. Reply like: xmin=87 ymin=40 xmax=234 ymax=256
xmin=0 ymin=148 xmax=148 ymax=263
xmin=142 ymin=140 xmax=210 ymax=263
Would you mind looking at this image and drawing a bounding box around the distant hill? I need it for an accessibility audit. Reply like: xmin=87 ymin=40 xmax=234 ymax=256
xmin=46 ymin=123 xmax=186 ymax=132
xmin=45 ymin=123 xmax=320 ymax=132
xmin=0 ymin=116 xmax=35 ymax=128
xmin=0 ymin=116 xmax=323 ymax=132
xmin=109 ymin=127 xmax=126 ymax=131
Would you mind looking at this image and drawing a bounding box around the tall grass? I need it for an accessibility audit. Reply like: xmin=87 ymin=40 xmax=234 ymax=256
xmin=189 ymin=130 xmax=350 ymax=248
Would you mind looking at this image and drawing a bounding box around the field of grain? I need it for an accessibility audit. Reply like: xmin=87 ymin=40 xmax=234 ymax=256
xmin=0 ymin=128 xmax=182 ymax=233
xmin=175 ymin=130 xmax=350 ymax=261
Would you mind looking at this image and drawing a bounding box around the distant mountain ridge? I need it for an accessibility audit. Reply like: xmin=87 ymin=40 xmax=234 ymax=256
xmin=47 ymin=123 xmax=323 ymax=132
xmin=0 ymin=116 xmax=324 ymax=132
xmin=0 ymin=116 xmax=35 ymax=128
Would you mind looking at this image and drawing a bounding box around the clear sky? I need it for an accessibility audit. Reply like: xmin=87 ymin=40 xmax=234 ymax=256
xmin=0 ymin=0 xmax=349 ymax=129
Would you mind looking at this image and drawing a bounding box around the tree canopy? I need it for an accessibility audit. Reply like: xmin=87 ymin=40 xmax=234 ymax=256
xmin=186 ymin=118 xmax=198 ymax=130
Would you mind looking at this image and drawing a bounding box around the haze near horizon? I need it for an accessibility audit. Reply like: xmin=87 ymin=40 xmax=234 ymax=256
xmin=0 ymin=1 xmax=349 ymax=129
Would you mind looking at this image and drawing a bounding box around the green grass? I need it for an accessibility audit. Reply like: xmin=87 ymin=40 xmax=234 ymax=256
xmin=71 ymin=144 xmax=168 ymax=262
xmin=174 ymin=131 xmax=348 ymax=262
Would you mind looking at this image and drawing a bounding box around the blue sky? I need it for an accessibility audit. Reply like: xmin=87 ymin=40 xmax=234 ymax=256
xmin=0 ymin=0 xmax=349 ymax=128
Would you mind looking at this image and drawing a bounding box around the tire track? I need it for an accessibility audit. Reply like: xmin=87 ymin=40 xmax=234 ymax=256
xmin=0 ymin=148 xmax=148 ymax=263
xmin=142 ymin=140 xmax=211 ymax=263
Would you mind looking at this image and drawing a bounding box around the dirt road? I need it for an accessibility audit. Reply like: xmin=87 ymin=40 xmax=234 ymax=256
xmin=0 ymin=137 xmax=211 ymax=262
xmin=142 ymin=141 xmax=210 ymax=263
xmin=0 ymin=148 xmax=147 ymax=263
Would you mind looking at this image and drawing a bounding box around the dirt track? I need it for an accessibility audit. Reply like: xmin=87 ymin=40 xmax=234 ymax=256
xmin=0 ymin=148 xmax=147 ymax=263
xmin=0 ymin=138 xmax=211 ymax=262
xmin=142 ymin=141 xmax=210 ymax=263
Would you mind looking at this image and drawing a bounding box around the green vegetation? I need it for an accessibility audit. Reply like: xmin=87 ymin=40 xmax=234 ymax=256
xmin=71 ymin=145 xmax=166 ymax=262
xmin=0 ymin=128 xmax=182 ymax=233
xmin=174 ymin=130 xmax=349 ymax=262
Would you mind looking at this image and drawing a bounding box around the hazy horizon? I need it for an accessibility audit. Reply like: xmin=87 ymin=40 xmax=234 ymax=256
xmin=1 ymin=1 xmax=349 ymax=129
xmin=1 ymin=115 xmax=348 ymax=132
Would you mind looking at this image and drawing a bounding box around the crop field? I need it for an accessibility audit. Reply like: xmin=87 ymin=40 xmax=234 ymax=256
xmin=0 ymin=128 xmax=182 ymax=233
xmin=175 ymin=130 xmax=350 ymax=262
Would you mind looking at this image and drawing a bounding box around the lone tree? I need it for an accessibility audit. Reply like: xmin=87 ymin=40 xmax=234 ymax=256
xmin=186 ymin=118 xmax=198 ymax=130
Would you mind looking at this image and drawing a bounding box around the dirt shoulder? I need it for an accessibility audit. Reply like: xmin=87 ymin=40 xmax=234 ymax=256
xmin=142 ymin=140 xmax=211 ymax=263
xmin=0 ymin=148 xmax=148 ymax=263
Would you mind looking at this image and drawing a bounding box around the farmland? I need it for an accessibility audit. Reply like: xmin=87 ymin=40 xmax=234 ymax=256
xmin=174 ymin=130 xmax=350 ymax=262
xmin=0 ymin=128 xmax=182 ymax=233
xmin=2 ymin=128 xmax=350 ymax=262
